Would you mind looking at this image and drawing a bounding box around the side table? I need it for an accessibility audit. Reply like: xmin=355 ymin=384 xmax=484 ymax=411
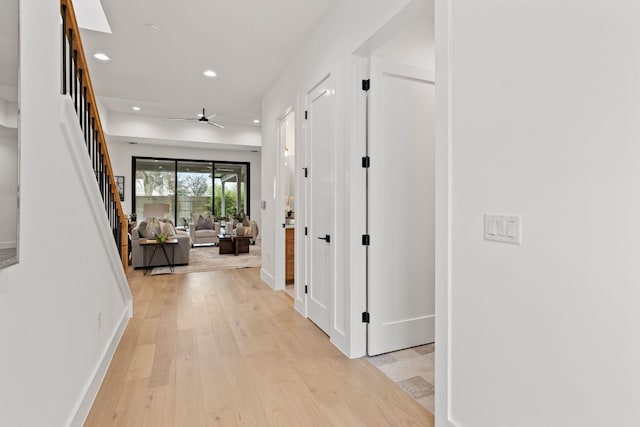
xmin=140 ymin=238 xmax=178 ymax=274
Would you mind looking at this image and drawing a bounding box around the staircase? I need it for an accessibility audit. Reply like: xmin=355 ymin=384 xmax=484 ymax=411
xmin=60 ymin=0 xmax=128 ymax=270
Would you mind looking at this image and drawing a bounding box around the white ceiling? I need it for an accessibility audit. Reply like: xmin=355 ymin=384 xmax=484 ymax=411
xmin=80 ymin=0 xmax=340 ymax=127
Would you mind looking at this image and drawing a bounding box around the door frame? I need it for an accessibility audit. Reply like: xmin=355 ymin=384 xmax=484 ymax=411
xmin=349 ymin=0 xmax=451 ymax=422
xmin=434 ymin=0 xmax=451 ymax=424
xmin=274 ymin=107 xmax=296 ymax=292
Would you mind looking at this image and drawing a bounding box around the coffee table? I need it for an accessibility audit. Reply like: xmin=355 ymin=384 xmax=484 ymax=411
xmin=218 ymin=235 xmax=234 ymax=255
xmin=140 ymin=238 xmax=178 ymax=274
xmin=234 ymin=236 xmax=251 ymax=255
xmin=218 ymin=234 xmax=251 ymax=256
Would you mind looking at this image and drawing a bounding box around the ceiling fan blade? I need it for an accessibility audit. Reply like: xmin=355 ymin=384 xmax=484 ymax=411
xmin=168 ymin=117 xmax=198 ymax=121
xmin=207 ymin=121 xmax=224 ymax=129
xmin=206 ymin=112 xmax=217 ymax=119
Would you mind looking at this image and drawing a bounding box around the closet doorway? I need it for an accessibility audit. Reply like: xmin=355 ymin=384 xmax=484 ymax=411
xmin=275 ymin=110 xmax=298 ymax=300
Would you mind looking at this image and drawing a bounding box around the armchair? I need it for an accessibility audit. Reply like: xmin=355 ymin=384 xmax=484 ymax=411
xmin=227 ymin=218 xmax=260 ymax=244
xmin=189 ymin=214 xmax=221 ymax=247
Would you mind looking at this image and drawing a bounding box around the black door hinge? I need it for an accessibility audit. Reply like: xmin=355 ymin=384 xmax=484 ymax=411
xmin=304 ymin=227 xmax=308 ymax=236
xmin=362 ymin=234 xmax=370 ymax=246
xmin=304 ymin=167 xmax=308 ymax=178
xmin=362 ymin=312 xmax=370 ymax=323
xmin=305 ymin=285 xmax=308 ymax=294
xmin=305 ymin=110 xmax=308 ymax=120
xmin=362 ymin=156 xmax=370 ymax=168
xmin=362 ymin=79 xmax=370 ymax=92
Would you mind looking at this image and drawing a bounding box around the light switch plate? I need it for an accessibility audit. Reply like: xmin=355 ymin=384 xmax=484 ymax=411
xmin=484 ymin=214 xmax=522 ymax=245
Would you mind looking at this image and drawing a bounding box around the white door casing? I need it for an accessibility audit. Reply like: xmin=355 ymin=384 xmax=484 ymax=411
xmin=306 ymin=75 xmax=334 ymax=334
xmin=367 ymin=58 xmax=436 ymax=355
xmin=274 ymin=112 xmax=289 ymax=291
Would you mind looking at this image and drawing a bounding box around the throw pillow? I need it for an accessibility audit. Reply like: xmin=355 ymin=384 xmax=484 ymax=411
xmin=147 ymin=218 xmax=162 ymax=237
xmin=196 ymin=215 xmax=214 ymax=230
xmin=159 ymin=218 xmax=177 ymax=235
xmin=137 ymin=221 xmax=150 ymax=238
xmin=161 ymin=221 xmax=176 ymax=236
xmin=160 ymin=218 xmax=174 ymax=226
xmin=139 ymin=218 xmax=162 ymax=238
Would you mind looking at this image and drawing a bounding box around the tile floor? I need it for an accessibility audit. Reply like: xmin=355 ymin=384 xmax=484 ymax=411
xmin=367 ymin=343 xmax=435 ymax=415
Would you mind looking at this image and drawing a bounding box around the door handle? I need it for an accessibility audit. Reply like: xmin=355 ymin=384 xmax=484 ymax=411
xmin=317 ymin=235 xmax=331 ymax=243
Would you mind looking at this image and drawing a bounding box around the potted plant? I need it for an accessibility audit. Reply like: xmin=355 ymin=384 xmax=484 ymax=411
xmin=153 ymin=232 xmax=169 ymax=244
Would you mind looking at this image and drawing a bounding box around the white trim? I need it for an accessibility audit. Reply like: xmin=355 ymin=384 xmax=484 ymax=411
xmin=260 ymin=267 xmax=275 ymax=288
xmin=291 ymin=92 xmax=308 ymax=318
xmin=58 ymin=95 xmax=133 ymax=313
xmin=346 ymin=55 xmax=369 ymax=359
xmin=67 ymin=306 xmax=130 ymax=427
xmin=0 ymin=241 xmax=17 ymax=249
xmin=435 ymin=0 xmax=455 ymax=425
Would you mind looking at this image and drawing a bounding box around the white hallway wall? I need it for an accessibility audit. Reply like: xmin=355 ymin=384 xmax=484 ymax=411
xmin=262 ymin=0 xmax=419 ymax=356
xmin=0 ymin=1 xmax=131 ymax=425
xmin=108 ymin=141 xmax=262 ymax=228
xmin=0 ymin=131 xmax=18 ymax=247
xmin=440 ymin=0 xmax=640 ymax=425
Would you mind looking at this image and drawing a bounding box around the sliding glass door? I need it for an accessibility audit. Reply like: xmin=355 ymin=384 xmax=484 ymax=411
xmin=133 ymin=157 xmax=250 ymax=224
xmin=213 ymin=162 xmax=248 ymax=219
xmin=134 ymin=158 xmax=176 ymax=219
xmin=177 ymin=161 xmax=213 ymax=227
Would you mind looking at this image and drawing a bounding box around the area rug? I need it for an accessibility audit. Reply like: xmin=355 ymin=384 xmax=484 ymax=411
xmin=150 ymin=241 xmax=261 ymax=275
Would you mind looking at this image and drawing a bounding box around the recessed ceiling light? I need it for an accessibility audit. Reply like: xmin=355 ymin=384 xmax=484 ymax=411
xmin=203 ymin=70 xmax=217 ymax=77
xmin=253 ymin=119 xmax=260 ymax=124
xmin=132 ymin=106 xmax=141 ymax=111
xmin=94 ymin=53 xmax=110 ymax=61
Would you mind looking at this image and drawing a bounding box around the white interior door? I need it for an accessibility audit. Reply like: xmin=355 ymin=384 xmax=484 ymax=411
xmin=306 ymin=76 xmax=334 ymax=334
xmin=367 ymin=58 xmax=435 ymax=355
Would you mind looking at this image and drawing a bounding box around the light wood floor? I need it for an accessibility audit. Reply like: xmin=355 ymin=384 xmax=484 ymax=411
xmin=86 ymin=268 xmax=433 ymax=426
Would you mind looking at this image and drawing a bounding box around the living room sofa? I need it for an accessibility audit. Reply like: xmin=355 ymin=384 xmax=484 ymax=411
xmin=131 ymin=218 xmax=191 ymax=268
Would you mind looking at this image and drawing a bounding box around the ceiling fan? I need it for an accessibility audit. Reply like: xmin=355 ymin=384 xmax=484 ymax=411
xmin=169 ymin=108 xmax=224 ymax=129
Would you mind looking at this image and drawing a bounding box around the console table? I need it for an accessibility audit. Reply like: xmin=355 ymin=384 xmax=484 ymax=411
xmin=140 ymin=238 xmax=178 ymax=274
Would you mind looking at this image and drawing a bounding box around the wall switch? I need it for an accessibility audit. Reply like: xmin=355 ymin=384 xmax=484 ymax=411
xmin=484 ymin=214 xmax=522 ymax=244
xmin=487 ymin=219 xmax=497 ymax=236
xmin=97 ymin=311 xmax=102 ymax=330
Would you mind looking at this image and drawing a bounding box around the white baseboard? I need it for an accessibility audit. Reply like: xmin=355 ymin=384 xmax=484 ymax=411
xmin=260 ymin=268 xmax=275 ymax=288
xmin=0 ymin=241 xmax=17 ymax=249
xmin=67 ymin=307 xmax=130 ymax=427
